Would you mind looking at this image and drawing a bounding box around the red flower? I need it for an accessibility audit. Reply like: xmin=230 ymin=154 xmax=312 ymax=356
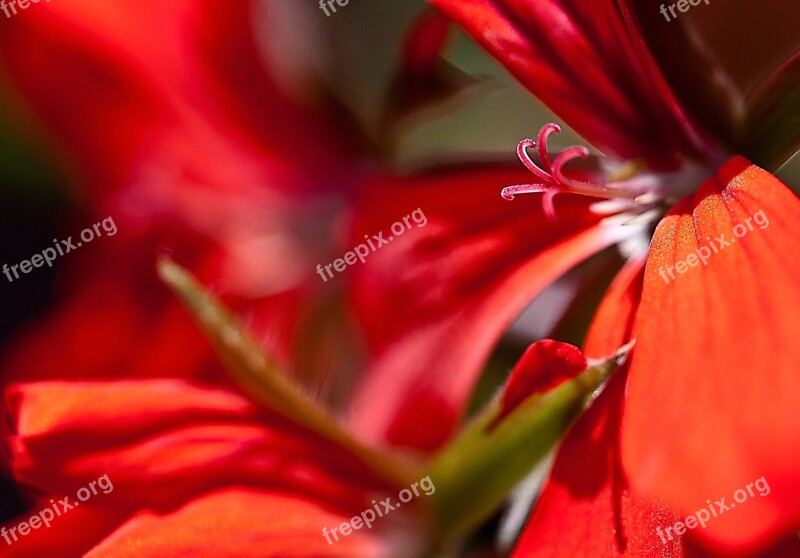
xmin=346 ymin=0 xmax=800 ymax=554
xmin=2 ymin=278 xmax=616 ymax=556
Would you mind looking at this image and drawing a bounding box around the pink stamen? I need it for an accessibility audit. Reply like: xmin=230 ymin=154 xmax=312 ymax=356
xmin=501 ymin=124 xmax=643 ymax=219
xmin=551 ymin=146 xmax=590 ymax=188
xmin=537 ymin=123 xmax=560 ymax=172
xmin=516 ymin=139 xmax=553 ymax=183
xmin=500 ymin=184 xmax=547 ymax=201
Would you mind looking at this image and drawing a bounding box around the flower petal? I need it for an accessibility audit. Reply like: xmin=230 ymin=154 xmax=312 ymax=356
xmin=624 ymin=0 xmax=800 ymax=169
xmin=0 ymin=0 xmax=349 ymax=205
xmin=512 ymin=253 xmax=693 ymax=556
xmin=348 ymin=165 xmax=635 ymax=451
xmin=514 ymin=375 xmax=692 ymax=557
xmin=428 ymin=0 xmax=710 ymax=167
xmin=582 ymin=256 xmax=646 ymax=358
xmin=1 ymin=503 xmax=130 ymax=558
xmin=84 ymin=489 xmax=387 ymax=558
xmin=382 ymin=10 xmax=478 ymax=129
xmin=623 ymin=157 xmax=800 ymax=552
xmin=497 ymin=339 xmax=587 ymax=424
xmin=6 ymin=381 xmax=392 ymax=515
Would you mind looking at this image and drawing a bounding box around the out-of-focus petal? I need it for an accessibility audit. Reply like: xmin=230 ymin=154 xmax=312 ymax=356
xmin=382 ymin=10 xmax=479 ymax=130
xmin=6 ymin=381 xmax=392 ymax=514
xmin=0 ymin=0 xmax=354 ymax=206
xmin=624 ymin=0 xmax=800 ymax=169
xmin=2 ymin=502 xmax=130 ymax=558
xmin=84 ymin=489 xmax=387 ymax=558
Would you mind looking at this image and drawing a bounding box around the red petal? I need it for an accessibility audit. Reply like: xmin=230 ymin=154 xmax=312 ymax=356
xmin=497 ymin=340 xmax=587 ymax=424
xmin=514 ymin=374 xmax=693 ymax=557
xmin=623 ymin=157 xmax=800 ymax=552
xmin=1 ymin=502 xmax=130 ymax=558
xmin=6 ymin=381 xmax=391 ymax=515
xmin=6 ymin=380 xmax=254 ymax=439
xmin=348 ymin=165 xmax=631 ymax=451
xmin=0 ymin=0 xmax=349 ymax=206
xmin=428 ymin=0 xmax=710 ymax=168
xmin=583 ymin=256 xmax=645 ymax=359
xmin=512 ymin=241 xmax=690 ymax=556
xmin=402 ymin=11 xmax=451 ymax=78
xmin=84 ymin=489 xmax=386 ymax=558
xmin=623 ymin=0 xmax=800 ymax=169
xmin=0 ymin=242 xmax=213 ymax=384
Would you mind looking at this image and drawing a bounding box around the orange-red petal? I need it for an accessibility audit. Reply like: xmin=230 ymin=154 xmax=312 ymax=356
xmin=513 ymin=259 xmax=697 ymax=556
xmin=84 ymin=489 xmax=387 ymax=558
xmin=622 ymin=157 xmax=800 ymax=553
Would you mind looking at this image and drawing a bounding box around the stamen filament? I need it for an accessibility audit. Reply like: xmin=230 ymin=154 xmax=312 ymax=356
xmin=501 ymin=123 xmax=655 ymax=220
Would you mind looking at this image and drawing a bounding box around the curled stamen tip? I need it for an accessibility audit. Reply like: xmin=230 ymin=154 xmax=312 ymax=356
xmin=500 ymin=184 xmax=547 ymax=201
xmin=540 ymin=122 xmax=561 ymax=135
xmin=500 ymin=187 xmax=517 ymax=201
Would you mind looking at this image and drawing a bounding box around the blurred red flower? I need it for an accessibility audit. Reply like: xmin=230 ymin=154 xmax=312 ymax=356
xmin=0 ymin=1 xmax=556 ymax=555
xmin=0 ymin=0 xmax=368 ymax=388
xmin=3 ymin=379 xmax=407 ymax=556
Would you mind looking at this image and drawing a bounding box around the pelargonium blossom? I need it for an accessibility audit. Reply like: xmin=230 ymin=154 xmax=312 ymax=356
xmin=348 ymin=0 xmax=800 ymax=554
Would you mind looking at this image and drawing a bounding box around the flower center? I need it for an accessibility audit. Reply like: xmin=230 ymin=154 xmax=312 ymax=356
xmin=501 ymin=123 xmax=705 ymax=222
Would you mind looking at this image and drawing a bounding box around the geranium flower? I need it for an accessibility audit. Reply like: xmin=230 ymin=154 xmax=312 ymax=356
xmin=3 ymin=0 xmax=798 ymax=555
xmin=0 ymin=0 xmax=537 ymax=454
xmin=346 ymin=0 xmax=800 ymax=554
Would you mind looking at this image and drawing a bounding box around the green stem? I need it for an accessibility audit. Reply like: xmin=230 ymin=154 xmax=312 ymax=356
xmin=157 ymin=257 xmax=421 ymax=487
xmin=425 ymin=354 xmax=624 ymax=543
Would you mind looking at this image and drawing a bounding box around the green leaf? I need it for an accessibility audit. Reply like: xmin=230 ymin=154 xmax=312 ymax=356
xmin=157 ymin=257 xmax=421 ymax=487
